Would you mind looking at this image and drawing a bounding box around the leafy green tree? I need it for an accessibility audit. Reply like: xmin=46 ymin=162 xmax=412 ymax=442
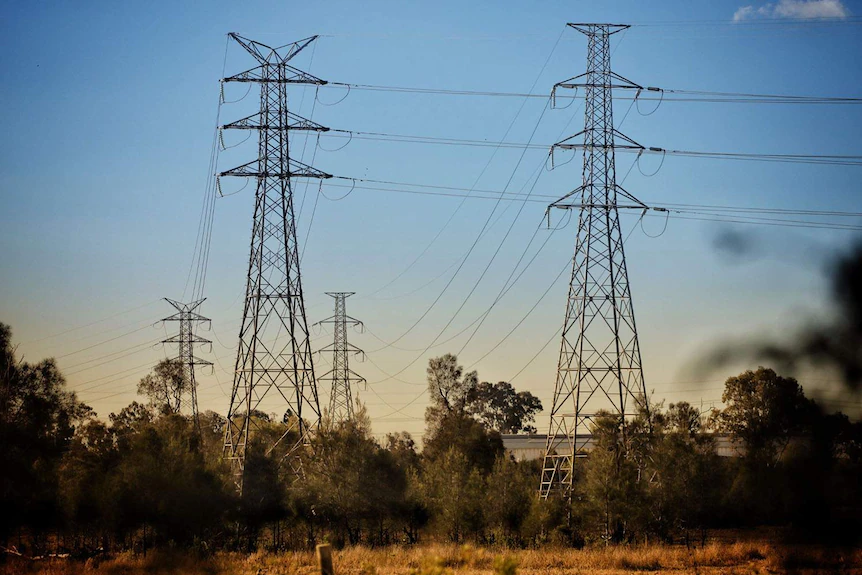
xmin=385 ymin=431 xmax=421 ymax=473
xmin=237 ymin=422 xmax=293 ymax=535
xmin=301 ymin=409 xmax=408 ymax=546
xmin=423 ymin=355 xmax=503 ymax=473
xmin=423 ymin=411 xmax=503 ymax=474
xmin=666 ymin=401 xmax=703 ymax=438
xmin=198 ymin=409 xmax=227 ymax=466
xmin=716 ymin=367 xmax=813 ymax=464
xmin=466 ymin=381 xmax=543 ymax=434
xmin=137 ymin=359 xmax=187 ymax=415
xmin=57 ymin=419 xmax=119 ymax=539
xmin=380 ymin=432 xmax=427 ymax=543
xmin=484 ymin=456 xmax=534 ymax=544
xmin=0 ymin=323 xmax=92 ymax=542
xmin=420 ymin=448 xmax=486 ymax=542
xmin=645 ymin=402 xmax=722 ymax=542
xmin=425 ymin=354 xmax=477 ymax=428
xmin=579 ymin=413 xmax=645 ymax=543
xmin=400 ymin=468 xmax=430 ymax=544
xmin=111 ymin=413 xmax=231 ymax=543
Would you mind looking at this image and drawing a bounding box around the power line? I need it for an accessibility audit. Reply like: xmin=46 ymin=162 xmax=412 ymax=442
xmin=71 ymin=360 xmax=158 ymax=394
xmin=21 ymin=300 xmax=161 ymax=345
xmin=313 ymin=178 xmax=862 ymax=232
xmin=356 ymin=26 xmax=569 ymax=302
xmin=322 ymin=81 xmax=862 ymax=105
xmin=359 ymin=29 xmax=602 ymax=419
xmin=63 ymin=339 xmax=160 ymax=374
xmin=367 ymin=105 xmax=553 ymax=374
xmin=319 ymin=130 xmax=862 ymax=166
xmin=184 ymin=36 xmax=229 ymax=303
xmin=630 ymin=16 xmax=862 ymax=27
xmin=54 ymin=324 xmax=156 ymax=360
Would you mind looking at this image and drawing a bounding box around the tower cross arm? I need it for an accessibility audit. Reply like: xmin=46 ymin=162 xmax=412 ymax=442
xmin=316 ymin=342 xmax=365 ymax=355
xmin=555 ymin=71 xmax=643 ymax=92
xmin=314 ymin=315 xmax=363 ymax=326
xmin=552 ymin=129 xmax=645 ymax=151
xmin=222 ymin=111 xmax=330 ymax=132
xmin=567 ymin=23 xmax=631 ymax=34
xmin=317 ymin=368 xmax=366 ymax=385
xmin=223 ymin=64 xmax=327 ymax=85
xmin=160 ymin=312 xmax=212 ymax=323
xmin=219 ymin=158 xmax=333 ymax=180
xmin=162 ymin=334 xmax=213 ymax=345
xmin=188 ymin=356 xmax=214 ymax=367
xmin=347 ymin=370 xmax=367 ymax=387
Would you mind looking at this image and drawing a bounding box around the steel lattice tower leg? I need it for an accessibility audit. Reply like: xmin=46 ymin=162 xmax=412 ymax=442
xmin=219 ymin=34 xmax=331 ymax=493
xmin=315 ymin=292 xmax=365 ymax=422
xmin=539 ymin=23 xmax=649 ymax=500
xmin=160 ymin=298 xmax=213 ymax=432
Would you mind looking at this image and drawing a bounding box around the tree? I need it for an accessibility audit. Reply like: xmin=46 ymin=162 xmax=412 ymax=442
xmin=419 ymin=448 xmax=486 ymax=543
xmin=0 ymin=323 xmax=92 ymax=543
xmin=57 ymin=419 xmax=119 ymax=541
xmin=466 ymin=380 xmax=543 ymax=434
xmin=422 ymin=355 xmax=504 ymax=473
xmin=137 ymin=359 xmax=187 ymax=415
xmin=423 ymin=411 xmax=503 ymax=475
xmin=110 ymin=413 xmax=231 ymax=544
xmin=645 ymin=402 xmax=722 ymax=542
xmin=425 ymin=354 xmax=477 ymax=431
xmin=666 ymin=401 xmax=702 ymax=438
xmin=301 ymin=409 xmax=409 ymax=546
xmin=579 ymin=412 xmax=646 ymax=544
xmin=384 ymin=431 xmax=421 ymax=472
xmin=382 ymin=433 xmax=427 ymax=543
xmin=109 ymin=401 xmax=154 ymax=443
xmin=484 ymin=456 xmax=534 ymax=544
xmin=716 ymin=367 xmax=813 ymax=464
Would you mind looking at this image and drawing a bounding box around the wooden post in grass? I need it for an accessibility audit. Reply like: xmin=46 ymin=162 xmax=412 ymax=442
xmin=316 ymin=543 xmax=334 ymax=575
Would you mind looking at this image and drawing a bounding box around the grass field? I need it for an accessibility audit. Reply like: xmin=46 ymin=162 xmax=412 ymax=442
xmin=4 ymin=542 xmax=861 ymax=575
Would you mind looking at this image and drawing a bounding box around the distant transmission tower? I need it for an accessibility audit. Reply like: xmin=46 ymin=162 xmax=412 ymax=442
xmin=539 ymin=23 xmax=649 ymax=499
xmin=220 ymin=33 xmax=331 ymax=492
xmin=315 ymin=292 xmax=366 ymax=422
xmin=160 ymin=298 xmax=212 ymax=430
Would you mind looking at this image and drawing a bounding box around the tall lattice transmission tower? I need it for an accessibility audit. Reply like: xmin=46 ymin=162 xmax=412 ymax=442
xmin=539 ymin=23 xmax=650 ymax=499
xmin=315 ymin=292 xmax=366 ymax=422
xmin=160 ymin=298 xmax=213 ymax=429
xmin=220 ymin=33 xmax=331 ymax=492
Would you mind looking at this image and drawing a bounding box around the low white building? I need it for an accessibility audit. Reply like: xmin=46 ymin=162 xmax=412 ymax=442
xmin=502 ymin=433 xmax=745 ymax=460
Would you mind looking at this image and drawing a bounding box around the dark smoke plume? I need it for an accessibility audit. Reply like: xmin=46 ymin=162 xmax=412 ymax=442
xmin=706 ymin=241 xmax=862 ymax=393
xmin=711 ymin=228 xmax=758 ymax=261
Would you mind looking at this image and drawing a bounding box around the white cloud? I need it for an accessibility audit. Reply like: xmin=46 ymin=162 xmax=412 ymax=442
xmin=733 ymin=0 xmax=849 ymax=22
xmin=733 ymin=6 xmax=757 ymax=21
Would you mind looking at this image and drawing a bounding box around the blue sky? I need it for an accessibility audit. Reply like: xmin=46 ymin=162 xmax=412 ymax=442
xmin=2 ymin=0 xmax=861 ymax=438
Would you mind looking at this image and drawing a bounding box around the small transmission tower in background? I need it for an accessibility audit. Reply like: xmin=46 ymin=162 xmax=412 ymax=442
xmin=315 ymin=292 xmax=366 ymax=422
xmin=540 ymin=23 xmax=649 ymax=499
xmin=160 ymin=298 xmax=212 ymax=429
xmin=220 ymin=33 xmax=331 ymax=492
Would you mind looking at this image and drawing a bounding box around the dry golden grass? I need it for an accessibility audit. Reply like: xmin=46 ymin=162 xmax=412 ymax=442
xmin=3 ymin=542 xmax=861 ymax=575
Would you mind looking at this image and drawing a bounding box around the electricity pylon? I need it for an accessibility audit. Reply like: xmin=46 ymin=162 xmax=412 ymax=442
xmin=315 ymin=292 xmax=366 ymax=422
xmin=160 ymin=298 xmax=212 ymax=431
xmin=539 ymin=23 xmax=650 ymax=499
xmin=220 ymin=33 xmax=331 ymax=493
